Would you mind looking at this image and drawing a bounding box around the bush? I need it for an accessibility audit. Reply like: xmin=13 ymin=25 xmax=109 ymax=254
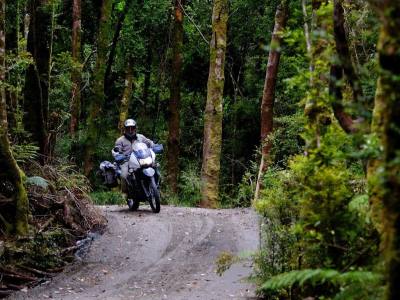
xmin=90 ymin=191 xmax=125 ymax=205
xmin=253 ymin=125 xmax=380 ymax=299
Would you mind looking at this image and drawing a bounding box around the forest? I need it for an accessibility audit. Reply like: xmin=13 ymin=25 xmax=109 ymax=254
xmin=0 ymin=0 xmax=399 ymax=299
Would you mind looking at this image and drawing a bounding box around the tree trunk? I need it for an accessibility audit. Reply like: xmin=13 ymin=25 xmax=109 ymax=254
xmin=167 ymin=0 xmax=184 ymax=195
xmin=366 ymin=2 xmax=400 ymax=299
xmin=118 ymin=59 xmax=133 ymax=133
xmin=104 ymin=0 xmax=131 ymax=92
xmin=5 ymin=0 xmax=19 ymax=130
xmin=83 ymin=0 xmax=112 ymax=176
xmin=0 ymin=0 xmax=29 ymax=236
xmin=140 ymin=45 xmax=152 ymax=118
xmin=330 ymin=0 xmax=362 ymax=133
xmin=333 ymin=0 xmax=363 ymax=104
xmin=254 ymin=1 xmax=288 ymax=201
xmin=70 ymin=0 xmax=82 ymax=136
xmin=329 ymin=64 xmax=355 ymax=134
xmin=24 ymin=0 xmax=51 ymax=159
xmin=200 ymin=0 xmax=228 ymax=208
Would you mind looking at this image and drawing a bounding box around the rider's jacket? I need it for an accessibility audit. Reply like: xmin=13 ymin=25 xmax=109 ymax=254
xmin=112 ymin=134 xmax=154 ymax=159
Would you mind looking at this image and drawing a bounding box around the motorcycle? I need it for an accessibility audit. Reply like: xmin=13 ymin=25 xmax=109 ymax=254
xmin=99 ymin=143 xmax=163 ymax=213
xmin=125 ymin=142 xmax=163 ymax=213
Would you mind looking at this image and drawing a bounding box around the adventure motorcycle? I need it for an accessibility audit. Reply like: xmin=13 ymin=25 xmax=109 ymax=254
xmin=99 ymin=143 xmax=163 ymax=213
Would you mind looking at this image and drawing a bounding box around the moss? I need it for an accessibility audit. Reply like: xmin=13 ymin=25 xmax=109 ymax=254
xmin=366 ymin=2 xmax=400 ymax=299
xmin=200 ymin=0 xmax=228 ymax=208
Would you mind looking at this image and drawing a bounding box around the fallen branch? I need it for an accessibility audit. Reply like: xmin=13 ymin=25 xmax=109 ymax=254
xmin=0 ymin=290 xmax=14 ymax=296
xmin=18 ymin=265 xmax=53 ymax=277
xmin=0 ymin=272 xmax=37 ymax=282
xmin=60 ymin=245 xmax=80 ymax=254
xmin=38 ymin=216 xmax=55 ymax=233
xmin=3 ymin=283 xmax=27 ymax=290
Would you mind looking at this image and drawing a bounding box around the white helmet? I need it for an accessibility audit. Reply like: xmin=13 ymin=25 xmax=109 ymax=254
xmin=124 ymin=119 xmax=136 ymax=128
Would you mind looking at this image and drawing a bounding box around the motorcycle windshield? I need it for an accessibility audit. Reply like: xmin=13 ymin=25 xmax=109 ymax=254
xmin=132 ymin=142 xmax=152 ymax=159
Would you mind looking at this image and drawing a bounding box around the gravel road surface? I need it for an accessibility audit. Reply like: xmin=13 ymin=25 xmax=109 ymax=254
xmin=10 ymin=205 xmax=259 ymax=300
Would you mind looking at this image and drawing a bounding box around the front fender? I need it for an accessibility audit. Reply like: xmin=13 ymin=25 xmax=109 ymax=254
xmin=142 ymin=167 xmax=155 ymax=177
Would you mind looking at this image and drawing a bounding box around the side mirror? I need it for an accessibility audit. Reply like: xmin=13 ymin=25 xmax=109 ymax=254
xmin=152 ymin=144 xmax=164 ymax=154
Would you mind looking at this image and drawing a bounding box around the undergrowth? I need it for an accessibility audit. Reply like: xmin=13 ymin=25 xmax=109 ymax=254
xmin=0 ymin=159 xmax=106 ymax=297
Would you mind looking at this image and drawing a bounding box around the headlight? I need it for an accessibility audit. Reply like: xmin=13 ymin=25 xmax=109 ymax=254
xmin=139 ymin=157 xmax=153 ymax=167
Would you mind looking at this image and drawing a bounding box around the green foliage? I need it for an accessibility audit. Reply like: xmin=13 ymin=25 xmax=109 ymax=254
xmin=1 ymin=229 xmax=71 ymax=270
xmin=215 ymin=251 xmax=237 ymax=276
xmin=173 ymin=162 xmax=201 ymax=207
xmin=90 ymin=191 xmax=125 ymax=205
xmin=269 ymin=113 xmax=305 ymax=167
xmin=10 ymin=143 xmax=39 ymax=163
xmin=259 ymin=268 xmax=383 ymax=300
xmin=49 ymin=51 xmax=74 ymax=113
xmin=254 ymin=168 xmax=299 ymax=280
xmin=254 ymin=124 xmax=379 ymax=298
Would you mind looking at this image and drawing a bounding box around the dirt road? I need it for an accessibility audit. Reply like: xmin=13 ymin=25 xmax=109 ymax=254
xmin=10 ymin=205 xmax=259 ymax=300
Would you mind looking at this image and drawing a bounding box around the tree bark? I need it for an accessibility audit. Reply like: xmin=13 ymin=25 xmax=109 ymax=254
xmin=118 ymin=59 xmax=133 ymax=133
xmin=70 ymin=0 xmax=82 ymax=136
xmin=69 ymin=0 xmax=82 ymax=136
xmin=254 ymin=1 xmax=288 ymax=201
xmin=23 ymin=0 xmax=51 ymax=159
xmin=330 ymin=0 xmax=363 ymax=133
xmin=83 ymin=0 xmax=112 ymax=176
xmin=5 ymin=0 xmax=19 ymax=130
xmin=104 ymin=0 xmax=131 ymax=92
xmin=200 ymin=0 xmax=228 ymax=208
xmin=167 ymin=0 xmax=184 ymax=195
xmin=140 ymin=44 xmax=152 ymax=118
xmin=329 ymin=64 xmax=355 ymax=134
xmin=333 ymin=0 xmax=363 ymax=104
xmin=0 ymin=0 xmax=29 ymax=235
xmin=366 ymin=2 xmax=400 ymax=299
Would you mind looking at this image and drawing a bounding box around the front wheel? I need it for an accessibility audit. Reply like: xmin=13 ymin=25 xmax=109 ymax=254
xmin=128 ymin=199 xmax=139 ymax=211
xmin=148 ymin=177 xmax=160 ymax=213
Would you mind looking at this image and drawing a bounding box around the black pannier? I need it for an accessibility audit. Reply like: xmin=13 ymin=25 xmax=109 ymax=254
xmin=99 ymin=161 xmax=118 ymax=188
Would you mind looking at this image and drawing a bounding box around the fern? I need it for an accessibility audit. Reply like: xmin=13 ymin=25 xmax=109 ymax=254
xmin=26 ymin=176 xmax=49 ymax=189
xmin=11 ymin=143 xmax=39 ymax=163
xmin=333 ymin=282 xmax=384 ymax=300
xmin=260 ymin=269 xmax=383 ymax=297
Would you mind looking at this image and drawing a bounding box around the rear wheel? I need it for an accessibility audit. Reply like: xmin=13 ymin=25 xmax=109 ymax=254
xmin=148 ymin=177 xmax=160 ymax=213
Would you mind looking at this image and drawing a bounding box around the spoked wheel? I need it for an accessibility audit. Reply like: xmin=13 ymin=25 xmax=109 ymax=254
xmin=148 ymin=177 xmax=160 ymax=213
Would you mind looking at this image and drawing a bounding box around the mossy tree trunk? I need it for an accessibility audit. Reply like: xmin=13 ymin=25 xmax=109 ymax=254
xmin=118 ymin=59 xmax=133 ymax=133
xmin=83 ymin=0 xmax=112 ymax=176
xmin=330 ymin=0 xmax=361 ymax=134
xmin=367 ymin=2 xmax=400 ymax=299
xmin=254 ymin=0 xmax=288 ymax=201
xmin=333 ymin=0 xmax=364 ymax=105
xmin=200 ymin=0 xmax=228 ymax=208
xmin=167 ymin=0 xmax=184 ymax=195
xmin=0 ymin=0 xmax=29 ymax=236
xmin=24 ymin=0 xmax=51 ymax=160
xmin=70 ymin=0 xmax=82 ymax=136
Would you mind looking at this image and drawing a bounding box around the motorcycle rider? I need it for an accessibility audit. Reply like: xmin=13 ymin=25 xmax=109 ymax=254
xmin=112 ymin=119 xmax=154 ymax=201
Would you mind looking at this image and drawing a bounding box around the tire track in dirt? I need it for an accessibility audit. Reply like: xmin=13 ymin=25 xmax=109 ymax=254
xmin=9 ymin=206 xmax=259 ymax=300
